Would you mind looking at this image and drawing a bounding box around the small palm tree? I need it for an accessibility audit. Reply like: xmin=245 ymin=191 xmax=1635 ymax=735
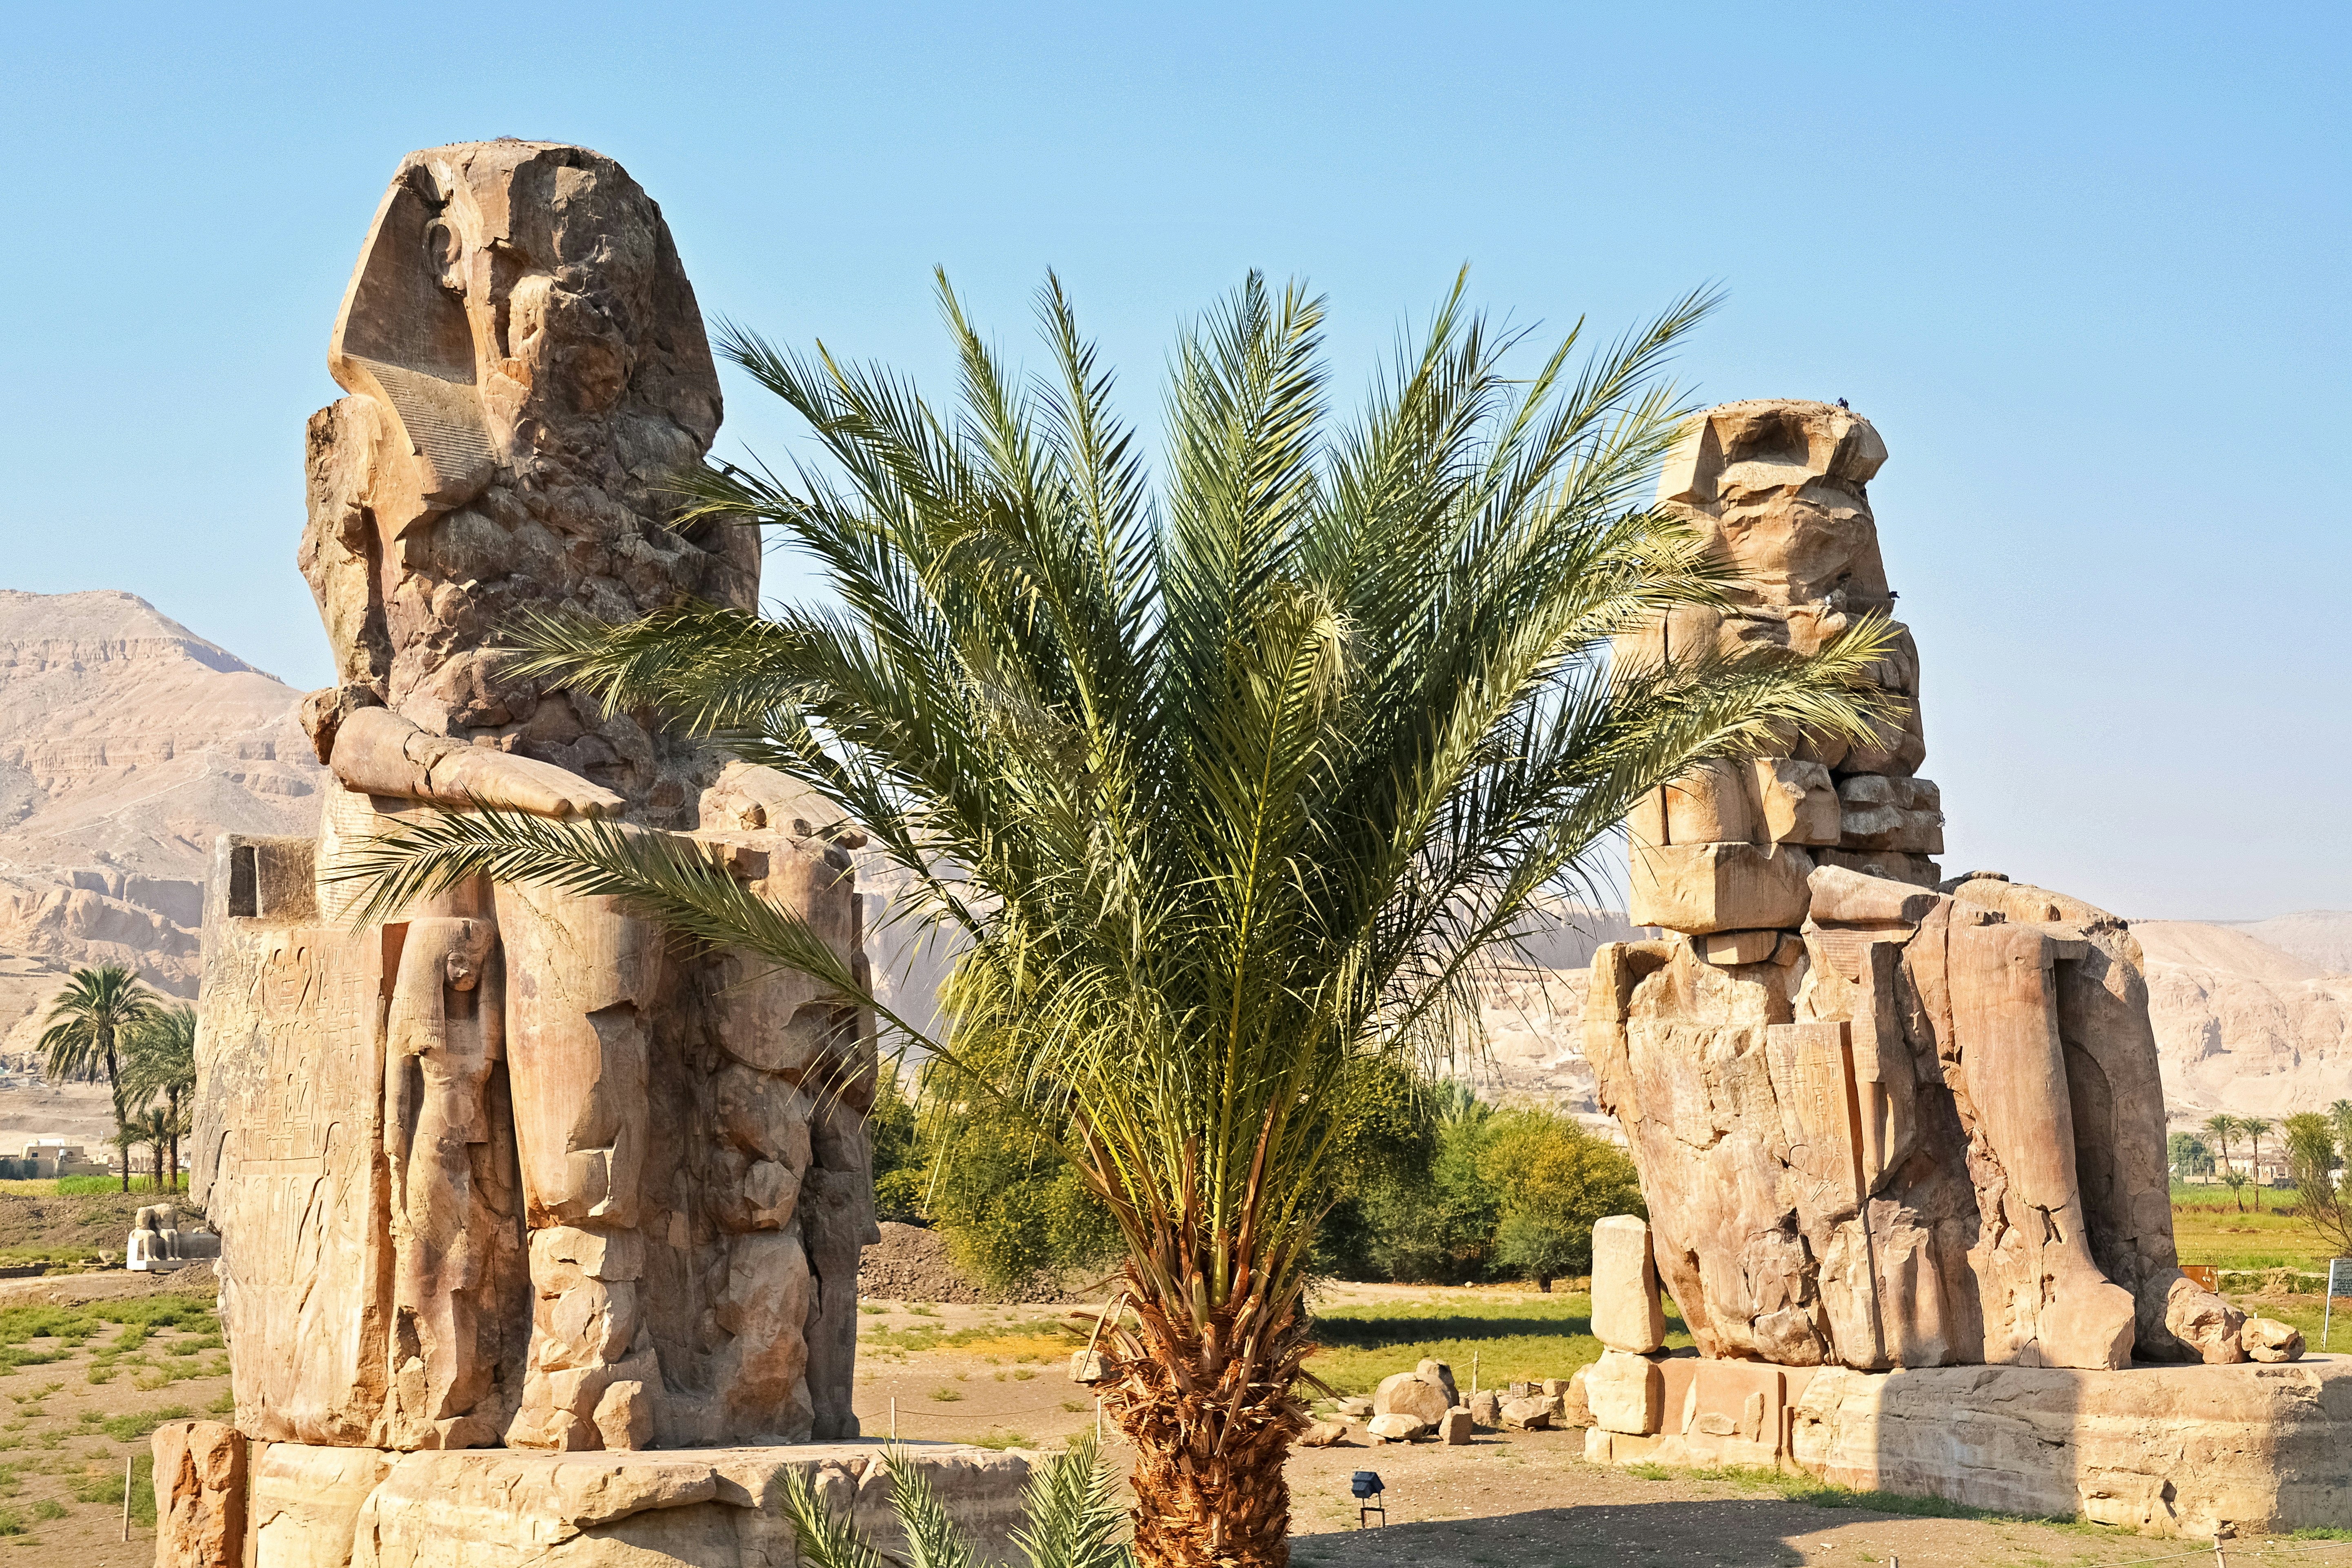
xmin=2241 ymin=1117 xmax=2274 ymax=1210
xmin=38 ymin=966 xmax=161 ymax=1193
xmin=2203 ymin=1113 xmax=2239 ymax=1193
xmin=124 ymin=1103 xmax=179 ymax=1193
xmin=343 ymin=273 xmax=1892 ymax=1566
xmin=783 ymin=1435 xmax=1128 ymax=1568
xmin=122 ymin=1004 xmax=197 ymax=1187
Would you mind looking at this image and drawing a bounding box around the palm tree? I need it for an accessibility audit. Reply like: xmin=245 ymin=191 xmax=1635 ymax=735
xmin=38 ymin=966 xmax=161 ymax=1193
xmin=342 ymin=272 xmax=1893 ymax=1567
xmin=2241 ymin=1116 xmax=2274 ymax=1210
xmin=786 ymin=1435 xmax=1128 ymax=1568
xmin=125 ymin=1103 xmax=179 ymax=1193
xmin=122 ymin=1004 xmax=197 ymax=1188
xmin=2203 ymin=1113 xmax=2239 ymax=1194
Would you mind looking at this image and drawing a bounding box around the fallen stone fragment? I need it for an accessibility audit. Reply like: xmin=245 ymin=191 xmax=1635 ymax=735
xmin=1298 ymin=1420 xmax=1350 ymax=1448
xmin=1560 ymin=1366 xmax=1594 ymax=1428
xmin=2242 ymin=1317 xmax=2305 ymax=1363
xmin=1336 ymin=1396 xmax=1374 ymax=1419
xmin=1499 ymin=1396 xmax=1553 ymax=1431
xmin=1440 ymin=1408 xmax=1472 ymax=1445
xmin=1466 ymin=1389 xmax=1501 ymax=1427
xmin=1373 ymin=1370 xmax=1454 ymax=1425
xmin=153 ymin=1419 xmax=245 ymax=1568
xmin=1365 ymin=1413 xmax=1429 ymax=1442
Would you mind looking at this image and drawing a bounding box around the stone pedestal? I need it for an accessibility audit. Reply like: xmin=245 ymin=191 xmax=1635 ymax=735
xmin=172 ymin=1439 xmax=1032 ymax=1568
xmin=1582 ymin=1354 xmax=2352 ymax=1537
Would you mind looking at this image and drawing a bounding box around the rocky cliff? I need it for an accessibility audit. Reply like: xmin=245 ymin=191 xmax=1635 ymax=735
xmin=0 ymin=590 xmax=322 ymax=1054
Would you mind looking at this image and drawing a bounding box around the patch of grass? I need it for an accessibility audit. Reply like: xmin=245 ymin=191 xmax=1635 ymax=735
xmin=928 ymin=1387 xmax=964 ymax=1403
xmin=2292 ymin=1526 xmax=2352 ymax=1541
xmin=28 ymin=1502 xmax=63 ymax=1522
xmin=0 ymin=1508 xmax=21 ymax=1536
xmin=205 ymin=1390 xmax=233 ymax=1416
xmin=1060 ymin=1400 xmax=1088 ymax=1413
xmin=1012 ymin=1368 xmax=1036 ymax=1381
xmin=99 ymin=1404 xmax=189 ymax=1443
xmin=54 ymin=1175 xmax=187 ymax=1196
xmin=67 ymin=1453 xmax=155 ymax=1524
xmin=2171 ymin=1203 xmax=2335 ymax=1270
xmin=862 ymin=1315 xmax=1071 ymax=1357
xmin=857 ymin=1304 xmax=889 ymax=1316
xmin=969 ymin=1430 xmax=1029 ymax=1450
xmin=1304 ymin=1291 xmax=1694 ymax=1395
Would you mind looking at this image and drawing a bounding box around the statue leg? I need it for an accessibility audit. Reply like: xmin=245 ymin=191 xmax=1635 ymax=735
xmin=1950 ymin=919 xmax=2137 ymax=1369
xmin=494 ymin=882 xmax=663 ymax=1451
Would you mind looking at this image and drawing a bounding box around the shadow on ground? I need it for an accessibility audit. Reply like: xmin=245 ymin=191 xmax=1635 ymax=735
xmin=1293 ymin=1500 xmax=1812 ymax=1567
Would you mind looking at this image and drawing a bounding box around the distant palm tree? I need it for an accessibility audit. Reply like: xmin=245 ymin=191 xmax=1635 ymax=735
xmin=2241 ymin=1117 xmax=2275 ymax=1211
xmin=125 ymin=1103 xmax=178 ymax=1192
xmin=38 ymin=966 xmax=161 ymax=1193
xmin=122 ymin=1004 xmax=197 ymax=1185
xmin=2203 ymin=1113 xmax=2239 ymax=1194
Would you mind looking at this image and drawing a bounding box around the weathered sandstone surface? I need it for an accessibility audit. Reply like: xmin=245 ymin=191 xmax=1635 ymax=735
xmin=1587 ymin=402 xmax=2246 ymax=1373
xmin=167 ymin=1439 xmax=1032 ymax=1568
xmin=194 ymin=141 xmax=879 ymax=1466
xmin=1581 ymin=1354 xmax=2352 ymax=1537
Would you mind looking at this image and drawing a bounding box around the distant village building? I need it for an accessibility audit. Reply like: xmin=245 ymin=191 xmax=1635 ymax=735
xmin=1 ymin=1141 xmax=111 ymax=1179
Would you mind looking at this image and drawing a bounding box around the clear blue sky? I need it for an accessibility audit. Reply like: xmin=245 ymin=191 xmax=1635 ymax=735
xmin=2 ymin=3 xmax=2343 ymax=920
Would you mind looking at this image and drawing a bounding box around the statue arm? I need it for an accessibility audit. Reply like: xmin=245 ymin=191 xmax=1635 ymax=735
xmin=331 ymin=707 xmax=624 ymax=819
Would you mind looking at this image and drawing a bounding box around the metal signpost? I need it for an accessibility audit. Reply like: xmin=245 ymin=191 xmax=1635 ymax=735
xmin=2327 ymin=1258 xmax=2350 ymax=1350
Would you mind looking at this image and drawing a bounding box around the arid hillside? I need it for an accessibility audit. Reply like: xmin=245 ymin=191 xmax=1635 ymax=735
xmin=0 ymin=589 xmax=322 ymax=1059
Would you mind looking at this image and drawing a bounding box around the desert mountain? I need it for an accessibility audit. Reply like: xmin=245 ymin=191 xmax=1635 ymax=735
xmin=0 ymin=589 xmax=322 ymax=1057
xmin=2134 ymin=918 xmax=2352 ymax=1124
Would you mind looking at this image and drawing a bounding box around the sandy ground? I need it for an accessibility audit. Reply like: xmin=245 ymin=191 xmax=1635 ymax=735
xmin=5 ymin=1279 xmax=2341 ymax=1568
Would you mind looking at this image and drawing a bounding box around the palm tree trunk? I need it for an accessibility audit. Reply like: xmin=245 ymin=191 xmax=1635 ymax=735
xmin=105 ymin=1039 xmax=127 ymax=1194
xmin=1097 ymin=1272 xmax=1313 ymax=1568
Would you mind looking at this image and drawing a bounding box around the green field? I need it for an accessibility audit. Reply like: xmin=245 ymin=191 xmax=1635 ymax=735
xmin=2170 ymin=1202 xmax=2341 ymax=1272
xmin=1304 ymin=1290 xmax=1695 ymax=1396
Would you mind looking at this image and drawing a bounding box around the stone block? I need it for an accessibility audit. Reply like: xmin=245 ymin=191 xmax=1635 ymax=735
xmin=2243 ymin=1317 xmax=2305 ymax=1362
xmin=1466 ymin=1389 xmax=1501 ymax=1427
xmin=1788 ymin=1359 xmax=2352 ymax=1539
xmin=153 ymin=1420 xmax=245 ymax=1568
xmin=1373 ymin=1370 xmax=1454 ymax=1425
xmin=1810 ymin=846 xmax=1941 ymax=888
xmin=1585 ymin=1350 xmax=1664 ymax=1435
xmin=1591 ymin=1215 xmax=1666 ymax=1354
xmin=1698 ymin=928 xmax=1789 ymax=966
xmin=251 ymin=1443 xmax=393 ymax=1568
xmin=1628 ymin=759 xmax=1755 ymax=848
xmin=1807 ymin=862 xmax=1942 ymax=927
xmin=1299 ymin=1420 xmax=1348 ymax=1447
xmin=1561 ymin=1366 xmax=1594 ymax=1428
xmin=1415 ymin=1358 xmax=1461 ymax=1406
xmin=1440 ymin=1408 xmax=1473 ymax=1445
xmin=1629 ymin=841 xmax=1812 ymax=935
xmin=1336 ymin=1396 xmax=1373 ymax=1419
xmin=1497 ymin=1397 xmax=1552 ymax=1431
xmin=1365 ymin=1413 xmax=1428 ymax=1442
xmin=1750 ymin=758 xmax=1841 ymax=846
xmin=326 ymin=1443 xmax=1034 ymax=1568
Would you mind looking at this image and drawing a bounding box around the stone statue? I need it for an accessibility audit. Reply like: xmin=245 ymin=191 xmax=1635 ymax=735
xmin=193 ymin=140 xmax=878 ymax=1454
xmin=1587 ymin=400 xmax=2254 ymax=1372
